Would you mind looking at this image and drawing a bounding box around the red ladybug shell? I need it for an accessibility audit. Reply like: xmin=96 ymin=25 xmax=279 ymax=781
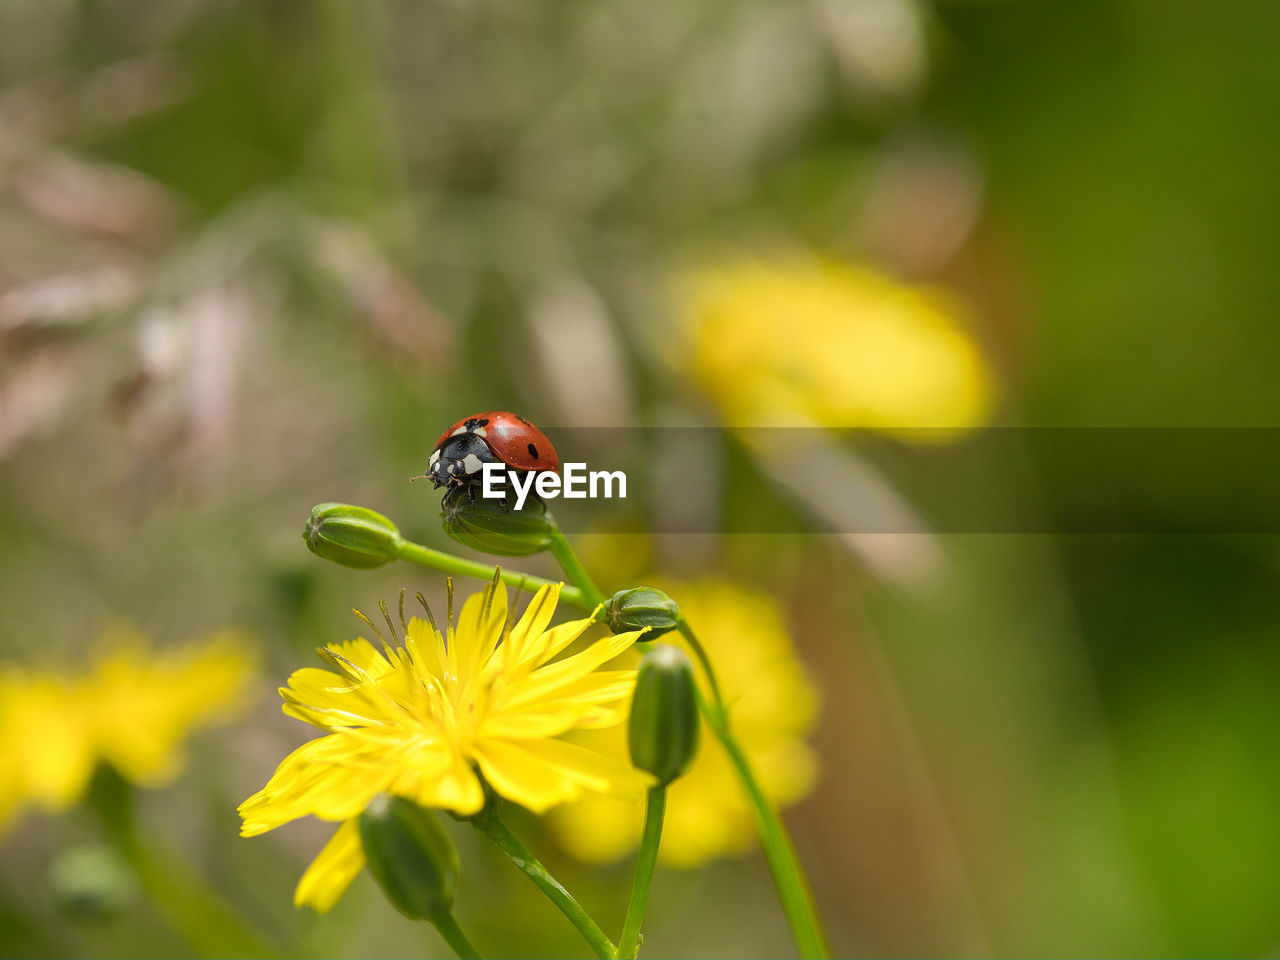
xmin=433 ymin=411 xmax=559 ymax=472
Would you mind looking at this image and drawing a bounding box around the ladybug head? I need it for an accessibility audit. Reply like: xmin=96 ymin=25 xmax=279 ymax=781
xmin=424 ymin=432 xmax=499 ymax=488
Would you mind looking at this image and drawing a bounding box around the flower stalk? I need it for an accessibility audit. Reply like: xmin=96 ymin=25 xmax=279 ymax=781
xmin=396 ymin=538 xmax=585 ymax=607
xmin=551 ymin=538 xmax=826 ymax=959
xmin=433 ymin=911 xmax=482 ymax=960
xmin=546 ymin=525 xmax=606 ymax=608
xmin=469 ymin=807 xmax=617 ymax=960
xmin=616 ymin=787 xmax=666 ymax=960
xmin=679 ymin=624 xmax=828 ymax=960
xmin=88 ymin=766 xmax=279 ymax=957
xmin=617 ymin=645 xmax=699 ymax=958
xmin=675 ymin=617 xmax=726 ymax=720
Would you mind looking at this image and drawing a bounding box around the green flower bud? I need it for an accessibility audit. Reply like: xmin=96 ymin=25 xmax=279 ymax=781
xmin=604 ymin=586 xmax=681 ymax=639
xmin=358 ymin=794 xmax=459 ymax=922
xmin=628 ymin=645 xmax=700 ymax=786
xmin=47 ymin=845 xmax=138 ymax=921
xmin=304 ymin=503 xmax=404 ymax=569
xmin=440 ymin=485 xmax=555 ymax=557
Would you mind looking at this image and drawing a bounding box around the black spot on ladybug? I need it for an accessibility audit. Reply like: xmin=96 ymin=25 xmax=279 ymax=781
xmin=464 ymin=417 xmax=489 ymax=430
xmin=528 ymin=443 xmax=539 ymax=459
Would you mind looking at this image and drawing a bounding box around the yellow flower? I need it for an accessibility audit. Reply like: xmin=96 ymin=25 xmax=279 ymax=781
xmin=549 ymin=579 xmax=819 ymax=868
xmin=676 ymin=257 xmax=992 ymax=434
xmin=0 ymin=628 xmax=256 ymax=832
xmin=239 ymin=580 xmax=653 ymax=912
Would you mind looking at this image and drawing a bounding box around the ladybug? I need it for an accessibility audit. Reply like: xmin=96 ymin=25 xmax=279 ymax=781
xmin=421 ymin=411 xmax=559 ymax=490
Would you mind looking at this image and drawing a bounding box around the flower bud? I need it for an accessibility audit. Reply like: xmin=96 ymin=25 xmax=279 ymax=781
xmin=304 ymin=503 xmax=404 ymax=569
xmin=628 ymin=645 xmax=700 ymax=786
xmin=358 ymin=794 xmax=459 ymax=921
xmin=47 ymin=845 xmax=138 ymax=921
xmin=440 ymin=485 xmax=555 ymax=557
xmin=603 ymin=587 xmax=681 ymax=639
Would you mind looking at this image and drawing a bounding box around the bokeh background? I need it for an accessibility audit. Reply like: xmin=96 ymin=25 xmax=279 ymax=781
xmin=3 ymin=1 xmax=1280 ymax=957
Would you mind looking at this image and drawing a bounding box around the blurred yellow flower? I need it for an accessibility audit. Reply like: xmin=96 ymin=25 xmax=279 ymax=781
xmin=239 ymin=581 xmax=653 ymax=912
xmin=676 ymin=257 xmax=992 ymax=433
xmin=550 ymin=579 xmax=820 ymax=868
xmin=0 ymin=628 xmax=256 ymax=832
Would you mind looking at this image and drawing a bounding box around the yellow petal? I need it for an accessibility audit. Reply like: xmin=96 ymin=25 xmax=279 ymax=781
xmin=402 ymin=750 xmax=486 ymax=815
xmin=238 ymin=735 xmax=392 ymax=835
xmin=570 ymin=704 xmax=631 ymax=730
xmin=404 ymin=616 xmax=445 ymax=681
xmin=294 ymin=819 xmax=365 ymax=912
xmin=279 ymin=667 xmax=388 ymax=730
xmin=25 ymin=699 xmax=96 ymax=809
xmin=456 ymin=582 xmax=508 ymax=677
xmin=525 ymin=737 xmax=654 ymax=796
xmin=474 ymin=737 xmax=652 ymax=813
xmin=322 ymin=638 xmax=393 ymax=679
xmin=507 ymin=631 xmax=645 ymax=708
xmin=483 ymin=670 xmax=637 ymax=738
xmin=529 ymin=617 xmax=595 ymax=668
xmin=284 ymin=667 xmax=359 ymax=696
xmin=523 ymin=670 xmax=638 ymax=708
xmin=480 ymin=710 xmax=584 ymax=740
xmin=504 ymin=584 xmax=561 ymax=666
xmin=471 ymin=740 xmax=586 ymax=813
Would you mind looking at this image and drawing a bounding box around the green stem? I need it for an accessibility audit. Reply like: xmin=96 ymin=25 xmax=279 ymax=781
xmin=471 ymin=809 xmax=616 ymax=960
xmin=87 ymin=766 xmax=280 ymax=958
xmin=546 ymin=523 xmax=607 ymax=608
xmin=430 ymin=911 xmax=482 ymax=960
xmin=396 ymin=539 xmax=586 ymax=609
xmin=617 ymin=787 xmax=666 ymax=959
xmin=675 ymin=618 xmax=726 ymax=717
xmin=543 ymin=531 xmax=825 ymax=956
xmin=701 ymin=690 xmax=827 ymax=959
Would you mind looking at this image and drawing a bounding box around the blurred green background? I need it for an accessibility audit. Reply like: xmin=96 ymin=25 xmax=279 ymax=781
xmin=3 ymin=1 xmax=1279 ymax=957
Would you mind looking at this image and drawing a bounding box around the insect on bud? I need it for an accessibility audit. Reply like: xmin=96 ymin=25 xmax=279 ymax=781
xmin=628 ymin=645 xmax=701 ymax=786
xmin=303 ymin=503 xmax=405 ymax=569
xmin=439 ymin=485 xmax=555 ymax=557
xmin=603 ymin=587 xmax=681 ymax=639
xmin=358 ymin=794 xmax=460 ymax=922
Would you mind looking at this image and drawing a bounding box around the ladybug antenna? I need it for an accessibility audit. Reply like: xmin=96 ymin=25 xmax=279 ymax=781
xmin=409 ymin=472 xmax=429 ymax=482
